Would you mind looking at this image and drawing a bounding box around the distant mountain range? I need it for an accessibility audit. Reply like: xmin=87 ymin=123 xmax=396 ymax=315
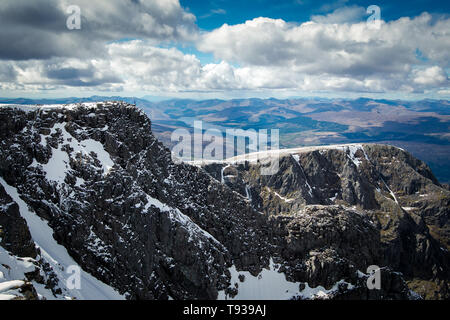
xmin=1 ymin=96 xmax=449 ymax=183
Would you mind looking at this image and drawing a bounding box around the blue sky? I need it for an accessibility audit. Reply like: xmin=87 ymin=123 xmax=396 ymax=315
xmin=0 ymin=0 xmax=448 ymax=100
xmin=183 ymin=0 xmax=450 ymax=30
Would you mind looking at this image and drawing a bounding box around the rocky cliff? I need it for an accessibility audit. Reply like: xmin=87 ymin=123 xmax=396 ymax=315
xmin=202 ymin=144 xmax=449 ymax=299
xmin=0 ymin=102 xmax=447 ymax=300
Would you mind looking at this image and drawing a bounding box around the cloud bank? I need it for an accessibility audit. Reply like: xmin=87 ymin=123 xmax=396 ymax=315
xmin=0 ymin=1 xmax=448 ymax=97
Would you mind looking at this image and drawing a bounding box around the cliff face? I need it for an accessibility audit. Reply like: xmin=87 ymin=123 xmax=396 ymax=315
xmin=202 ymin=144 xmax=450 ymax=299
xmin=0 ymin=102 xmax=447 ymax=300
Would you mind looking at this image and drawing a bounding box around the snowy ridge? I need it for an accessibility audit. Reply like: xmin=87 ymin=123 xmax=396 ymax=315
xmin=188 ymin=143 xmax=384 ymax=166
xmin=215 ymin=143 xmax=374 ymax=164
xmin=0 ymin=102 xmax=103 ymax=112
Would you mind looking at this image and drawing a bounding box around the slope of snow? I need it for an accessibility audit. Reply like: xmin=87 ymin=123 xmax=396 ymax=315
xmin=33 ymin=122 xmax=114 ymax=184
xmin=218 ymin=258 xmax=302 ymax=300
xmin=0 ymin=177 xmax=125 ymax=300
xmin=0 ymin=274 xmax=27 ymax=300
xmin=0 ymin=244 xmax=48 ymax=300
xmin=347 ymin=145 xmax=363 ymax=167
xmin=218 ymin=258 xmax=354 ymax=300
xmin=0 ymin=247 xmax=36 ymax=282
xmin=190 ymin=143 xmax=379 ymax=165
xmin=267 ymin=187 xmax=295 ymax=203
xmin=0 ymin=280 xmax=25 ymax=299
xmin=80 ymin=139 xmax=114 ymax=173
xmin=0 ymin=280 xmax=25 ymax=291
xmin=41 ymin=145 xmax=70 ymax=185
xmin=380 ymin=177 xmax=399 ymax=204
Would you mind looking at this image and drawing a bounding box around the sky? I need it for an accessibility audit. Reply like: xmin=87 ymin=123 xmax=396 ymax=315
xmin=0 ymin=0 xmax=449 ymax=100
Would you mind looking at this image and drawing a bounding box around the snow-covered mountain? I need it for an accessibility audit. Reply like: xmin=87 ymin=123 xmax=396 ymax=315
xmin=0 ymin=102 xmax=448 ymax=300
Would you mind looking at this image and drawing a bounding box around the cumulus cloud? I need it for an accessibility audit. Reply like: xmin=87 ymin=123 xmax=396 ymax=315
xmin=196 ymin=13 xmax=449 ymax=93
xmin=0 ymin=57 xmax=123 ymax=91
xmin=198 ymin=13 xmax=450 ymax=70
xmin=0 ymin=1 xmax=448 ymax=96
xmin=413 ymin=66 xmax=448 ymax=86
xmin=0 ymin=0 xmax=196 ymax=60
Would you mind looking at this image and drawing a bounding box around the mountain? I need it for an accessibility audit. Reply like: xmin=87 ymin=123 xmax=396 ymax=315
xmin=0 ymin=102 xmax=448 ymax=300
xmin=201 ymin=144 xmax=450 ymax=299
xmin=2 ymin=96 xmax=449 ymax=183
xmin=147 ymin=97 xmax=450 ymax=184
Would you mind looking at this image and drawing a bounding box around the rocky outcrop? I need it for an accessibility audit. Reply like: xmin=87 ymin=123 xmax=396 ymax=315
xmin=0 ymin=102 xmax=446 ymax=300
xmin=0 ymin=184 xmax=61 ymax=300
xmin=0 ymin=185 xmax=37 ymax=258
xmin=202 ymin=144 xmax=449 ymax=299
xmin=0 ymin=103 xmax=271 ymax=300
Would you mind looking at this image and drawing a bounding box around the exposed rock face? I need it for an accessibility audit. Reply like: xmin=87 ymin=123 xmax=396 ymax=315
xmin=0 ymin=102 xmax=447 ymax=300
xmin=0 ymin=185 xmax=37 ymax=258
xmin=0 ymin=103 xmax=270 ymax=300
xmin=202 ymin=144 xmax=449 ymax=299
xmin=0 ymin=184 xmax=60 ymax=300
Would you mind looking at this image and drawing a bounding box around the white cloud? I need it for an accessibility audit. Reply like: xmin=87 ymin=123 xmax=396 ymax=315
xmin=195 ymin=13 xmax=450 ymax=94
xmin=0 ymin=0 xmax=197 ymax=60
xmin=0 ymin=5 xmax=449 ymax=97
xmin=198 ymin=13 xmax=450 ymax=71
xmin=413 ymin=66 xmax=448 ymax=86
xmin=311 ymin=6 xmax=366 ymax=24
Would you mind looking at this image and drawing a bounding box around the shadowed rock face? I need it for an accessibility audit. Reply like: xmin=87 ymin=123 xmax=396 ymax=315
xmin=202 ymin=144 xmax=450 ymax=299
xmin=0 ymin=102 xmax=270 ymax=300
xmin=0 ymin=102 xmax=447 ymax=300
xmin=0 ymin=184 xmax=37 ymax=258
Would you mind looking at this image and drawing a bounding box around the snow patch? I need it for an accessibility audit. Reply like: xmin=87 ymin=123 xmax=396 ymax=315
xmin=273 ymin=191 xmax=295 ymax=203
xmin=34 ymin=122 xmax=114 ymax=184
xmin=297 ymin=280 xmax=354 ymax=299
xmin=218 ymin=258 xmax=355 ymax=300
xmin=218 ymin=258 xmax=302 ymax=300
